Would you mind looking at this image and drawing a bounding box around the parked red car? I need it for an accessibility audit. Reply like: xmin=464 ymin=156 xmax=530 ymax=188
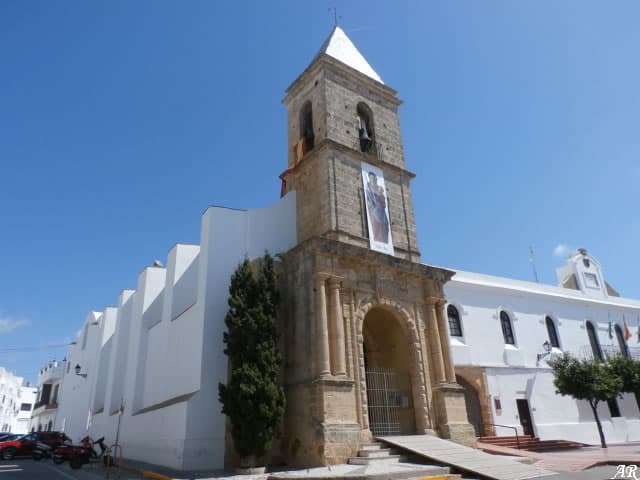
xmin=0 ymin=432 xmax=70 ymax=460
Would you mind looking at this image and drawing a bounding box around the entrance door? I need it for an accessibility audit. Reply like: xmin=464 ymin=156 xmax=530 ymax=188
xmin=365 ymin=368 xmax=402 ymax=436
xmin=363 ymin=307 xmax=416 ymax=436
xmin=516 ymin=399 xmax=534 ymax=436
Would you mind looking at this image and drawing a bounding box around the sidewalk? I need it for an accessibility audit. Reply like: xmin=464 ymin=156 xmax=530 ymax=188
xmin=477 ymin=441 xmax=640 ymax=472
xmin=78 ymin=444 xmax=640 ymax=480
xmin=81 ymin=458 xmax=448 ymax=480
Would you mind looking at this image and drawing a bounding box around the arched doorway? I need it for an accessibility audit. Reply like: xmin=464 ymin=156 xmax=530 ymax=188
xmin=363 ymin=307 xmax=416 ymax=436
xmin=457 ymin=375 xmax=484 ymax=436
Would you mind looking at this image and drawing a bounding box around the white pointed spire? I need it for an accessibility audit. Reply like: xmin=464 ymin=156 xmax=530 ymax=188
xmin=315 ymin=26 xmax=383 ymax=84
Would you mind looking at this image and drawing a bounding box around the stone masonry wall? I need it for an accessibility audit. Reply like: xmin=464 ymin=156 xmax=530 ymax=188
xmin=323 ymin=73 xmax=405 ymax=170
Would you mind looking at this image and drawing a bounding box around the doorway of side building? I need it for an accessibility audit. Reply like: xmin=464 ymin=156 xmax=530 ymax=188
xmin=456 ymin=375 xmax=485 ymax=437
xmin=516 ymin=399 xmax=534 ymax=436
xmin=363 ymin=306 xmax=416 ymax=436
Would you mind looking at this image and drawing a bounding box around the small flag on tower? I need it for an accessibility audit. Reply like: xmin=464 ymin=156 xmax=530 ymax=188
xmin=623 ymin=316 xmax=632 ymax=341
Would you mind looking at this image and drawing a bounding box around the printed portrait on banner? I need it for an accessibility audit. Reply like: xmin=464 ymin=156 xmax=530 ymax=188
xmin=361 ymin=162 xmax=394 ymax=255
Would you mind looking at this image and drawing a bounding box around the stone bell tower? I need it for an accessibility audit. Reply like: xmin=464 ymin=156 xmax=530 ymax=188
xmin=279 ymin=26 xmax=475 ymax=467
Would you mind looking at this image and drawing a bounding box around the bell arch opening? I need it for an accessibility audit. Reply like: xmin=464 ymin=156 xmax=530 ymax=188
xmin=362 ymin=306 xmax=416 ymax=436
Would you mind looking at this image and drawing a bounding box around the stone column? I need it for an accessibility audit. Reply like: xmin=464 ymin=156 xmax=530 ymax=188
xmin=328 ymin=277 xmax=346 ymax=376
xmin=426 ymin=300 xmax=446 ymax=384
xmin=436 ymin=300 xmax=456 ymax=384
xmin=315 ymin=274 xmax=331 ymax=378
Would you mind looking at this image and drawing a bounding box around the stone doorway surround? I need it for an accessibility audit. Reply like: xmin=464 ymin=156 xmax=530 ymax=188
xmin=455 ymin=367 xmax=496 ymax=437
xmin=279 ymin=237 xmax=476 ymax=466
xmin=358 ymin=302 xmax=426 ymax=436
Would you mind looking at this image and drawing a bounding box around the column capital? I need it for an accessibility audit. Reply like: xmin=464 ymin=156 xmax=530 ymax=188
xmin=425 ymin=296 xmax=445 ymax=307
xmin=314 ymin=272 xmax=331 ymax=284
xmin=327 ymin=276 xmax=344 ymax=288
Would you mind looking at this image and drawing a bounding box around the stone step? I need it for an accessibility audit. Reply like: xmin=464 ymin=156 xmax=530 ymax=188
xmin=358 ymin=448 xmax=394 ymax=457
xmin=348 ymin=454 xmax=403 ymax=465
xmin=360 ymin=442 xmax=385 ymax=451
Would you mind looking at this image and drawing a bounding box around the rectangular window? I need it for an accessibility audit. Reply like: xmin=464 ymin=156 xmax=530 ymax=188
xmin=20 ymin=403 xmax=31 ymax=411
xmin=583 ymin=272 xmax=600 ymax=289
xmin=51 ymin=385 xmax=59 ymax=404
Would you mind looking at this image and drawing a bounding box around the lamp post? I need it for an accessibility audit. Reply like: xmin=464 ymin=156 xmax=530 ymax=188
xmin=75 ymin=364 xmax=87 ymax=379
xmin=536 ymin=341 xmax=553 ymax=366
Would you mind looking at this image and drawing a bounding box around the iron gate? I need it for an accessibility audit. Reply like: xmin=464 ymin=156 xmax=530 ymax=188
xmin=365 ymin=367 xmax=404 ymax=436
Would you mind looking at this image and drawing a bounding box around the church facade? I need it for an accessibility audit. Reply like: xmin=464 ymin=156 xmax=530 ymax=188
xmin=277 ymin=26 xmax=474 ymax=465
xmin=45 ymin=26 xmax=639 ymax=471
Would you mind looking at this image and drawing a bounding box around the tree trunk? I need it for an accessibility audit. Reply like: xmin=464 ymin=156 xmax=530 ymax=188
xmin=589 ymin=400 xmax=607 ymax=449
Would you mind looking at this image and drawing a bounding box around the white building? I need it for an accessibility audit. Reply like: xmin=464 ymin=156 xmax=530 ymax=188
xmin=54 ymin=198 xmax=296 ymax=469
xmin=0 ymin=367 xmax=36 ymax=434
xmin=445 ymin=248 xmax=640 ymax=445
xmin=14 ymin=386 xmax=36 ymax=435
xmin=29 ymin=359 xmax=65 ymax=433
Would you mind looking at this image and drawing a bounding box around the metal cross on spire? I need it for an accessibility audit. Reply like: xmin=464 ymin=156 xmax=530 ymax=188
xmin=329 ymin=7 xmax=341 ymax=27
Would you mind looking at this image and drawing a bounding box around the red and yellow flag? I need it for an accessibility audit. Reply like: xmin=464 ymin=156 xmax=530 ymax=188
xmin=623 ymin=317 xmax=632 ymax=341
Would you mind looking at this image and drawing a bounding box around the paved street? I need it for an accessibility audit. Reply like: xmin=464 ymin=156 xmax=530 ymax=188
xmin=0 ymin=457 xmax=632 ymax=480
xmin=0 ymin=459 xmax=110 ymax=480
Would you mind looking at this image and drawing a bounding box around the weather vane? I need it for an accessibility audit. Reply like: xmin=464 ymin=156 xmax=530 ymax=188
xmin=329 ymin=7 xmax=341 ymax=27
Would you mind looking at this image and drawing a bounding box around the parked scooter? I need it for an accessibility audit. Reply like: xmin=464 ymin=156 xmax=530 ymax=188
xmin=52 ymin=435 xmax=107 ymax=469
xmin=32 ymin=441 xmax=53 ymax=460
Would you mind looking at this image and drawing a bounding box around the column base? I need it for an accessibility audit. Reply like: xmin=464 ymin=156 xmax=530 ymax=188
xmin=433 ymin=383 xmax=477 ymax=448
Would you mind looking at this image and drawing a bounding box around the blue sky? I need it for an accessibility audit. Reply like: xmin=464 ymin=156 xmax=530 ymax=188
xmin=1 ymin=1 xmax=639 ymax=383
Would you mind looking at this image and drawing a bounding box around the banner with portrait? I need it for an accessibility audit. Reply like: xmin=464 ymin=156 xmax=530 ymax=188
xmin=361 ymin=162 xmax=394 ymax=255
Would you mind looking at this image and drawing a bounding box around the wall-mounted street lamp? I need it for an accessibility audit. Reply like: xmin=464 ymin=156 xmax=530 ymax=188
xmin=536 ymin=341 xmax=553 ymax=366
xmin=75 ymin=364 xmax=87 ymax=378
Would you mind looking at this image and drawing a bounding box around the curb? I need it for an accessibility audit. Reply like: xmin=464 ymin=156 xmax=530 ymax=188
xmin=112 ymin=462 xmax=175 ymax=480
xmin=142 ymin=471 xmax=174 ymax=480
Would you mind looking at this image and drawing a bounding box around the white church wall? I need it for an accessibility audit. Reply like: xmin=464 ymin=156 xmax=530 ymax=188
xmin=54 ymin=192 xmax=297 ymax=470
xmin=485 ymin=368 xmax=640 ymax=444
xmin=445 ymin=269 xmax=640 ymax=445
xmin=129 ymin=266 xmax=167 ymax=414
xmin=92 ymin=307 xmax=117 ymax=415
xmin=107 ymin=291 xmax=135 ymax=416
xmin=55 ymin=312 xmax=103 ymax=441
xmin=180 ymin=192 xmax=298 ymax=469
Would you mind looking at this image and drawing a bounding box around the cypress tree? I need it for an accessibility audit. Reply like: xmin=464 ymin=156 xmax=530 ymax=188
xmin=218 ymin=253 xmax=285 ymax=463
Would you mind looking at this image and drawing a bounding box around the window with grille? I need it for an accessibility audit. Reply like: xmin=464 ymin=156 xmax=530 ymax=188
xmin=586 ymin=321 xmax=603 ymax=361
xmin=500 ymin=311 xmax=515 ymax=345
xmin=545 ymin=316 xmax=560 ymax=348
xmin=447 ymin=304 xmax=463 ymax=337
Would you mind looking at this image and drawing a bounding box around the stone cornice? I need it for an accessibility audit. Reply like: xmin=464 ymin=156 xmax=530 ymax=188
xmin=280 ymin=138 xmax=416 ymax=181
xmin=285 ymin=236 xmax=454 ymax=284
xmin=283 ymin=54 xmax=400 ymax=106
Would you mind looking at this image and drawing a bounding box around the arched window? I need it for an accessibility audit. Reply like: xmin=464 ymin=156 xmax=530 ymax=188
xmin=447 ymin=305 xmax=463 ymax=337
xmin=299 ymin=101 xmax=314 ymax=151
xmin=545 ymin=316 xmax=560 ymax=348
xmin=586 ymin=321 xmax=603 ymax=361
xmin=615 ymin=324 xmax=630 ymax=357
xmin=47 ymin=420 xmax=52 ymax=432
xmin=500 ymin=311 xmax=515 ymax=345
xmin=357 ymin=103 xmax=375 ymax=153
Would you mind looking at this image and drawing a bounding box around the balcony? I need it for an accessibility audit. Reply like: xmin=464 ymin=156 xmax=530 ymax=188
xmin=38 ymin=362 xmax=65 ymax=384
xmin=580 ymin=344 xmax=640 ymax=361
xmin=32 ymin=401 xmax=58 ymax=416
